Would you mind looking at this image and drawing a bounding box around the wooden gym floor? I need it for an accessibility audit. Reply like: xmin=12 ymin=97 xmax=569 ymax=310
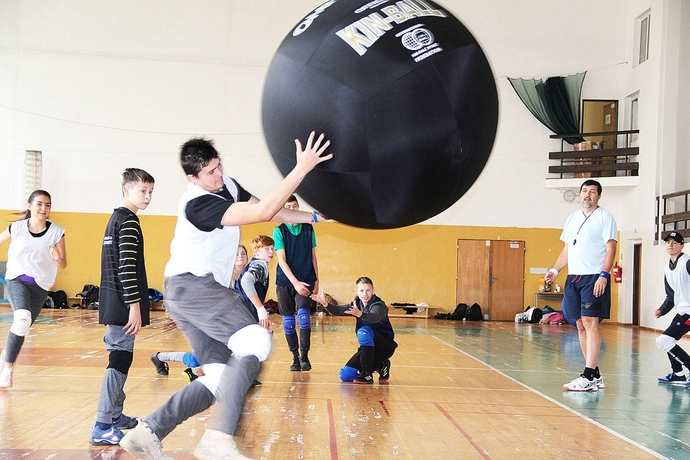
xmin=0 ymin=305 xmax=687 ymax=459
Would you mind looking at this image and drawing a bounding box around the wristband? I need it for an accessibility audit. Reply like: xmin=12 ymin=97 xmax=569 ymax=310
xmin=599 ymin=271 xmax=610 ymax=279
xmin=548 ymin=268 xmax=558 ymax=276
xmin=311 ymin=211 xmax=319 ymax=223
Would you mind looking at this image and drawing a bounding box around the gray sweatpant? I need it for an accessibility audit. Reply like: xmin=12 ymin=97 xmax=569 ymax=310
xmin=144 ymin=273 xmax=263 ymax=439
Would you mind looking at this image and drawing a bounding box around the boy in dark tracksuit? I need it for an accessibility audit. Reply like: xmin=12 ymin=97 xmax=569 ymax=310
xmin=313 ymin=276 xmax=397 ymax=384
xmin=90 ymin=168 xmax=155 ymax=446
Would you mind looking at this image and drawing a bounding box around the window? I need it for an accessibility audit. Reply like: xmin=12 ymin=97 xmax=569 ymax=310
xmin=629 ymin=95 xmax=639 ymax=147
xmin=634 ymin=11 xmax=650 ymax=66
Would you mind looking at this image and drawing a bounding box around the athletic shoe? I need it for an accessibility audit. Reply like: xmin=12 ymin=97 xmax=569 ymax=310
xmin=150 ymin=353 xmax=169 ymax=376
xmin=353 ymin=373 xmax=374 ymax=385
xmin=252 ymin=379 xmax=262 ymax=387
xmin=0 ymin=366 xmax=13 ymax=388
xmin=181 ymin=367 xmax=197 ymax=383
xmin=594 ymin=376 xmax=605 ymax=389
xmin=193 ymin=428 xmax=250 ymax=460
xmin=563 ymin=375 xmax=598 ymax=392
xmin=120 ymin=421 xmax=173 ymax=460
xmin=89 ymin=425 xmax=125 ymax=446
xmin=658 ymin=372 xmax=687 ymax=384
xmin=289 ymin=357 xmax=301 ymax=372
xmin=300 ymin=358 xmax=312 ymax=371
xmin=112 ymin=413 xmax=138 ymax=430
xmin=379 ymin=359 xmax=391 ymax=381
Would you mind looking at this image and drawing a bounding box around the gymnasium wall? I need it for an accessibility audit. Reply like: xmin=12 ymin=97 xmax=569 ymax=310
xmin=0 ymin=0 xmax=663 ymax=324
xmin=0 ymin=208 xmax=619 ymax=318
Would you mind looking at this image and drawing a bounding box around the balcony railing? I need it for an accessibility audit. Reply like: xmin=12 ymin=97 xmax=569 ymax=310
xmin=548 ymin=130 xmax=640 ymax=179
xmin=656 ymin=189 xmax=690 ymax=242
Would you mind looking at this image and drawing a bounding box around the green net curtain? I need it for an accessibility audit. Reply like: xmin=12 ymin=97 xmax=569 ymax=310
xmin=508 ymin=72 xmax=586 ymax=144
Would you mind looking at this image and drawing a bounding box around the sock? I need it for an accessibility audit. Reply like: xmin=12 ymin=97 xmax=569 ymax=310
xmin=95 ymin=422 xmax=112 ymax=430
xmin=594 ymin=366 xmax=601 ymax=378
xmin=583 ymin=367 xmax=596 ymax=380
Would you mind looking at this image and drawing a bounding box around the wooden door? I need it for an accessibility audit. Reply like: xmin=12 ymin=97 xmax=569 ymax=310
xmin=456 ymin=239 xmax=490 ymax=315
xmin=490 ymin=240 xmax=525 ymax=321
xmin=456 ymin=239 xmax=524 ymax=321
xmin=583 ymin=99 xmax=619 ymax=177
xmin=602 ymin=101 xmax=618 ymax=150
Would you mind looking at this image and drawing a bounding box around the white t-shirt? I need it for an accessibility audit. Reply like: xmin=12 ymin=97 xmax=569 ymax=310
xmin=6 ymin=219 xmax=65 ymax=290
xmin=560 ymin=207 xmax=617 ymax=275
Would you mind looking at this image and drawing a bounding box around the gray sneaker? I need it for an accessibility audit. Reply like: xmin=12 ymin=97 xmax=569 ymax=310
xmin=120 ymin=421 xmax=173 ymax=460
xmin=194 ymin=428 xmax=251 ymax=460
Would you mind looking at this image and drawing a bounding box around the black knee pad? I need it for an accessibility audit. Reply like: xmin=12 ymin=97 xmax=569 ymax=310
xmin=108 ymin=350 xmax=133 ymax=375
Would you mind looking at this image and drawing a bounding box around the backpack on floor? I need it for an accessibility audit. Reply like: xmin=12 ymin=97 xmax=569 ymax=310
xmin=449 ymin=303 xmax=468 ymax=320
xmin=78 ymin=284 xmax=100 ymax=306
xmin=148 ymin=288 xmax=163 ymax=301
xmin=52 ymin=290 xmax=68 ymax=309
xmin=524 ymin=306 xmax=543 ymax=323
xmin=547 ymin=312 xmax=565 ymax=324
xmin=466 ymin=303 xmax=483 ymax=321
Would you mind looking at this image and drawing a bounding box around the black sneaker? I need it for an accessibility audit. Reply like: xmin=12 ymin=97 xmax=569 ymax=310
xmin=181 ymin=367 xmax=197 ymax=383
xmin=252 ymin=379 xmax=262 ymax=387
xmin=290 ymin=357 xmax=301 ymax=371
xmin=112 ymin=413 xmax=138 ymax=430
xmin=150 ymin=352 xmax=169 ymax=375
xmin=658 ymin=372 xmax=687 ymax=384
xmin=353 ymin=373 xmax=374 ymax=385
xmin=300 ymin=358 xmax=312 ymax=371
xmin=379 ymin=359 xmax=391 ymax=381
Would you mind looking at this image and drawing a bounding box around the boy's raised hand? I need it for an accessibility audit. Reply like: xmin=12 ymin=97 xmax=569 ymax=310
xmin=293 ymin=132 xmax=333 ymax=175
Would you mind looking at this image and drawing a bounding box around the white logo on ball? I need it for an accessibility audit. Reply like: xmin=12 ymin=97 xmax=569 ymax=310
xmin=401 ymin=28 xmax=434 ymax=51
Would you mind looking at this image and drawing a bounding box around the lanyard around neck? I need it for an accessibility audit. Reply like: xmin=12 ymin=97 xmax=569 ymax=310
xmin=573 ymin=209 xmax=595 ymax=245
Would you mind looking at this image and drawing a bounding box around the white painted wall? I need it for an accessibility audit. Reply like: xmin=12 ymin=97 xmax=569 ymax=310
xmin=0 ymin=0 xmax=634 ymax=223
xmin=1 ymin=1 xmax=688 ymax=328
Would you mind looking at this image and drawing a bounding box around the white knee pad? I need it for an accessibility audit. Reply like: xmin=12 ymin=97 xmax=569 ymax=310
xmin=227 ymin=324 xmax=273 ymax=362
xmin=657 ymin=334 xmax=677 ymax=352
xmin=197 ymin=362 xmax=225 ymax=396
xmin=10 ymin=309 xmax=32 ymax=337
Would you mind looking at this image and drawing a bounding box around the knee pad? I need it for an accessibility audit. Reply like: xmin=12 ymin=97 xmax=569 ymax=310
xmin=228 ymin=324 xmax=273 ymax=362
xmin=197 ymin=362 xmax=225 ymax=396
xmin=183 ymin=352 xmax=200 ymax=368
xmin=357 ymin=326 xmax=375 ymax=347
xmin=9 ymin=309 xmax=32 ymax=337
xmin=107 ymin=350 xmax=133 ymax=375
xmin=284 ymin=314 xmax=296 ymax=335
xmin=339 ymin=366 xmax=359 ymax=382
xmin=298 ymin=307 xmax=311 ymax=330
xmin=657 ymin=334 xmax=677 ymax=352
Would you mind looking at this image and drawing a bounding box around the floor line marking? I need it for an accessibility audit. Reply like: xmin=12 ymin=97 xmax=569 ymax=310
xmin=431 ymin=334 xmax=666 ymax=459
xmin=434 ymin=402 xmax=493 ymax=460
xmin=326 ymin=398 xmax=339 ymax=460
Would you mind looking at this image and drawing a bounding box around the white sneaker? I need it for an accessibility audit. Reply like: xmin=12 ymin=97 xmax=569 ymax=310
xmin=563 ymin=375 xmax=598 ymax=392
xmin=594 ymin=376 xmax=605 ymax=389
xmin=0 ymin=366 xmax=13 ymax=388
xmin=193 ymin=428 xmax=251 ymax=460
xmin=120 ymin=421 xmax=173 ymax=460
